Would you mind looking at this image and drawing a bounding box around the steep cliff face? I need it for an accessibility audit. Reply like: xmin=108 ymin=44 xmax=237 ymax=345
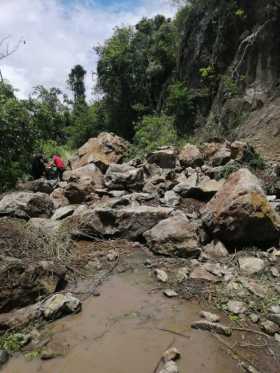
xmin=178 ymin=0 xmax=280 ymax=161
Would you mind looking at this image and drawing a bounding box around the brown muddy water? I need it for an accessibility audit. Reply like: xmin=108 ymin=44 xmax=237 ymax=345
xmin=6 ymin=270 xmax=240 ymax=373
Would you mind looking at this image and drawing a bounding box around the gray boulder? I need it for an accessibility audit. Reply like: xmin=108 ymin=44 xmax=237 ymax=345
xmin=104 ymin=163 xmax=144 ymax=191
xmin=146 ymin=147 xmax=178 ymax=169
xmin=144 ymin=212 xmax=201 ymax=258
xmin=40 ymin=293 xmax=81 ymax=320
xmin=0 ymin=192 xmax=54 ymax=219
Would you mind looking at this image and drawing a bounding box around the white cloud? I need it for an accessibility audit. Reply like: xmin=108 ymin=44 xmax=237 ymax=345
xmin=0 ymin=0 xmax=176 ymax=100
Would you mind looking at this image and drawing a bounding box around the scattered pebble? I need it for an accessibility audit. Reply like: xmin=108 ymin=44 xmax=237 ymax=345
xmin=162 ymin=347 xmax=181 ymax=363
xmin=238 ymin=257 xmax=265 ymax=276
xmin=249 ymin=313 xmax=260 ymax=323
xmin=227 ymin=300 xmax=247 ymax=315
xmin=268 ymin=304 xmax=280 ymax=314
xmin=275 ymin=333 xmax=280 ymax=343
xmin=159 ymin=361 xmax=179 ymax=373
xmin=261 ymin=320 xmax=279 ymax=336
xmin=176 ymin=267 xmax=189 ymax=283
xmin=271 ymin=267 xmax=280 ymax=278
xmin=163 ymin=289 xmax=178 ymax=298
xmin=200 ymin=310 xmax=220 ymax=323
xmin=155 ymin=269 xmax=168 ymax=283
xmin=106 ymin=249 xmax=119 ymax=262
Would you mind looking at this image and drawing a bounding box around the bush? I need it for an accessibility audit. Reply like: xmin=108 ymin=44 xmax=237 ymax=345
xmin=38 ymin=140 xmax=74 ymax=163
xmin=129 ymin=114 xmax=177 ymax=159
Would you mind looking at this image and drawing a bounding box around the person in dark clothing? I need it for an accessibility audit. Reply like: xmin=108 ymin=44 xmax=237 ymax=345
xmin=31 ymin=154 xmax=46 ymax=180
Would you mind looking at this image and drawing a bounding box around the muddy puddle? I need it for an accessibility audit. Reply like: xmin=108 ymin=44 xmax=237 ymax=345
xmin=6 ymin=269 xmax=240 ymax=373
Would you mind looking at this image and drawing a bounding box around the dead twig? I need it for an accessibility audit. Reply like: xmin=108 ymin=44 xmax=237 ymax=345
xmin=153 ymin=338 xmax=175 ymax=373
xmin=232 ymin=327 xmax=270 ymax=339
xmin=157 ymin=328 xmax=190 ymax=339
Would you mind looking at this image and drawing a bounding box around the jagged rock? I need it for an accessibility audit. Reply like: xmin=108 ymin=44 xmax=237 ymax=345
xmin=189 ymin=266 xmax=219 ymax=282
xmin=238 ymin=257 xmax=265 ymax=275
xmin=203 ymin=240 xmax=229 ymax=258
xmin=267 ymin=314 xmax=280 ymax=326
xmin=227 ymin=301 xmax=248 ymax=315
xmin=69 ymin=132 xmax=128 ymax=171
xmin=230 ymin=141 xmax=256 ymax=162
xmin=163 ymin=190 xmax=180 ymax=207
xmin=200 ymin=311 xmax=220 ymax=323
xmin=240 ymin=279 xmax=267 ymax=299
xmin=147 ymin=147 xmax=178 ymax=169
xmin=0 ymin=258 xmax=66 ymax=312
xmin=104 ymin=164 xmax=144 ymax=191
xmin=162 ymin=347 xmax=181 ymax=363
xmin=17 ymin=178 xmax=55 ymax=194
xmin=202 ymin=141 xmax=232 ymax=166
xmin=155 ymin=269 xmax=168 ymax=283
xmin=29 ymin=218 xmax=63 ymax=235
xmin=40 ymin=293 xmax=81 ymax=320
xmin=271 ymin=267 xmax=280 ymax=278
xmin=269 ymin=305 xmax=280 ymax=314
xmin=179 ymin=144 xmax=204 ymax=168
xmin=202 ymin=169 xmax=280 ymax=246
xmin=191 ymin=320 xmax=232 ymax=336
xmin=106 ymin=249 xmax=119 ymax=262
xmin=63 ymin=164 xmax=104 ymax=187
xmin=64 ymin=181 xmax=94 ymax=204
xmin=50 ymin=188 xmax=69 ymax=209
xmin=275 ymin=334 xmax=280 ymax=343
xmin=173 ymin=173 xmax=198 ymax=196
xmin=159 ymin=361 xmax=178 ymax=373
xmin=69 ymin=206 xmax=173 ymax=241
xmin=176 ymin=267 xmax=189 ymax=283
xmin=0 ymin=192 xmax=54 ymax=219
xmin=249 ymin=313 xmax=260 ymax=323
xmin=261 ymin=320 xmax=279 ymax=336
xmin=51 ymin=205 xmax=78 ymax=221
xmin=144 ymin=213 xmax=201 ymax=258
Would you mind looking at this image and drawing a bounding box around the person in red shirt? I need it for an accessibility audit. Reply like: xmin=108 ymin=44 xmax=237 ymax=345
xmin=52 ymin=154 xmax=65 ymax=180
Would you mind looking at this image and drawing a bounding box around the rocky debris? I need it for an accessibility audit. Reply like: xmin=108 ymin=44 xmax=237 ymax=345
xmin=159 ymin=361 xmax=179 ymax=373
xmin=162 ymin=347 xmax=181 ymax=363
xmin=64 ymin=181 xmax=93 ymax=204
xmin=17 ymin=178 xmax=55 ymax=194
xmin=202 ymin=169 xmax=280 ymax=246
xmin=249 ymin=314 xmax=260 ymax=323
xmin=0 ymin=192 xmax=54 ymax=219
xmin=271 ymin=267 xmax=280 ymax=277
xmin=69 ymin=132 xmax=128 ymax=171
xmin=51 ymin=205 xmax=78 ymax=221
xmin=227 ymin=301 xmax=247 ymax=315
xmin=238 ymin=257 xmax=265 ymax=276
xmin=155 ymin=269 xmax=168 ymax=283
xmin=163 ymin=190 xmax=180 ymax=207
xmin=179 ymin=144 xmax=204 ymax=168
xmin=104 ymin=164 xmax=144 ymax=192
xmin=202 ymin=240 xmax=229 ymax=259
xmin=240 ymin=279 xmax=267 ymax=299
xmin=29 ymin=218 xmax=63 ymax=235
xmin=40 ymin=293 xmax=81 ymax=320
xmin=147 ymin=147 xmax=178 ymax=169
xmin=163 ymin=289 xmax=178 ymax=298
xmin=70 ymin=206 xmax=172 ymax=241
xmin=191 ymin=320 xmax=232 ymax=336
xmin=0 ymin=258 xmax=66 ymax=313
xmin=200 ymin=311 xmax=220 ymax=323
xmin=261 ymin=320 xmax=279 ymax=336
xmin=275 ymin=334 xmax=280 ymax=343
xmin=144 ymin=212 xmax=201 ymax=258
xmin=201 ymin=141 xmax=232 ymax=166
xmin=267 ymin=314 xmax=280 ymax=327
xmin=0 ymin=350 xmax=9 ymax=366
xmin=50 ymin=188 xmax=69 ymax=209
xmin=189 ymin=266 xmax=219 ymax=283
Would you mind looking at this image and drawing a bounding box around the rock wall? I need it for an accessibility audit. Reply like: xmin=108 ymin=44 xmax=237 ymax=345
xmin=178 ymin=0 xmax=280 ymax=161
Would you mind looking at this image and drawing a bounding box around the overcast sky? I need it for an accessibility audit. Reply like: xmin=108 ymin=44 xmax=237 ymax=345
xmin=0 ymin=0 xmax=176 ymax=100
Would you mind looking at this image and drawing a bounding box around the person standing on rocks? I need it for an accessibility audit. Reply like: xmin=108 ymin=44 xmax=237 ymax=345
xmin=31 ymin=153 xmax=46 ymax=180
xmin=52 ymin=153 xmax=65 ymax=181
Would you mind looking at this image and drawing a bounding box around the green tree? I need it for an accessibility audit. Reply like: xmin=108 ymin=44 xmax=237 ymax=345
xmin=67 ymin=64 xmax=87 ymax=108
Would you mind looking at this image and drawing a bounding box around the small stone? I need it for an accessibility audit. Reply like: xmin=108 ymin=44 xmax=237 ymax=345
xmin=40 ymin=349 xmax=58 ymax=360
xmin=261 ymin=320 xmax=279 ymax=335
xmin=238 ymin=257 xmax=265 ymax=276
xmin=162 ymin=347 xmax=181 ymax=363
xmin=227 ymin=301 xmax=247 ymax=315
xmin=200 ymin=311 xmax=220 ymax=323
xmin=190 ymin=266 xmax=219 ymax=282
xmin=106 ymin=249 xmax=119 ymax=262
xmin=267 ymin=313 xmax=280 ymax=326
xmin=275 ymin=333 xmax=280 ymax=343
xmin=176 ymin=267 xmax=189 ymax=283
xmin=155 ymin=269 xmax=168 ymax=283
xmin=191 ymin=320 xmax=232 ymax=336
xmin=203 ymin=241 xmax=229 ymax=259
xmin=159 ymin=361 xmax=178 ymax=373
xmin=269 ymin=304 xmax=280 ymax=314
xmin=41 ymin=293 xmax=81 ymax=320
xmin=271 ymin=267 xmax=280 ymax=278
xmin=0 ymin=350 xmax=9 ymax=365
xmin=249 ymin=313 xmax=260 ymax=323
xmin=163 ymin=289 xmax=178 ymax=298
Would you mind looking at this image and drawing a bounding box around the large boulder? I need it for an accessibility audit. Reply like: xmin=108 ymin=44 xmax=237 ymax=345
xmin=179 ymin=144 xmax=204 ymax=168
xmin=63 ymin=164 xmax=104 ymax=188
xmin=69 ymin=206 xmax=173 ymax=240
xmin=202 ymin=168 xmax=280 ymax=246
xmin=0 ymin=192 xmax=54 ymax=219
xmin=50 ymin=188 xmax=69 ymax=209
xmin=144 ymin=212 xmax=201 ymax=258
xmin=147 ymin=147 xmax=178 ymax=169
xmin=201 ymin=141 xmax=232 ymax=166
xmin=0 ymin=257 xmax=66 ymax=312
xmin=104 ymin=164 xmax=144 ymax=192
xmin=70 ymin=132 xmax=128 ymax=171
xmin=16 ymin=178 xmax=55 ymax=194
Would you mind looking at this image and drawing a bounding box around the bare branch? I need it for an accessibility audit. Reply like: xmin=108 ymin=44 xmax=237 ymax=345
xmin=0 ymin=35 xmax=25 ymax=61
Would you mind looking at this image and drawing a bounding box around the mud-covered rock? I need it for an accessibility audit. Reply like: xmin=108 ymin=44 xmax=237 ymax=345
xmin=40 ymin=293 xmax=81 ymax=320
xmin=0 ymin=192 xmax=54 ymax=219
xmin=144 ymin=212 xmax=201 ymax=258
xmin=202 ymin=168 xmax=280 ymax=246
